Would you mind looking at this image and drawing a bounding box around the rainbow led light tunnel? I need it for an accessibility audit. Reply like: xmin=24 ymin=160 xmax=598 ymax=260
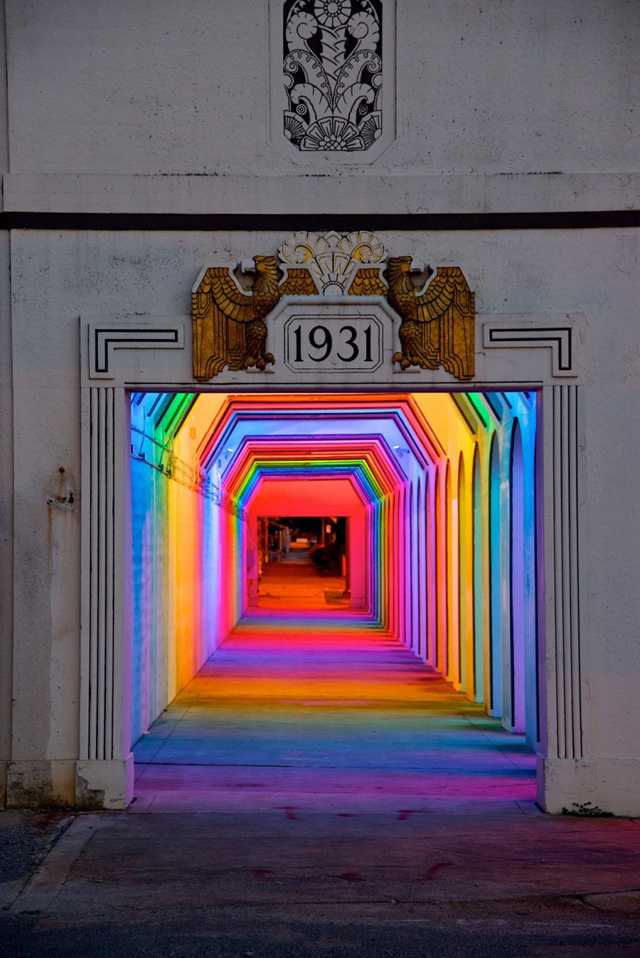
xmin=130 ymin=391 xmax=539 ymax=754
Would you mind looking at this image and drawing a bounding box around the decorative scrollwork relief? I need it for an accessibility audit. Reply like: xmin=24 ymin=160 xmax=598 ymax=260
xmin=283 ymin=0 xmax=383 ymax=152
xmin=279 ymin=229 xmax=386 ymax=293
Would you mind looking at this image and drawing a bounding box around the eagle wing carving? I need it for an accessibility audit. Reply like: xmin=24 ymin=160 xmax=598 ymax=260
xmin=279 ymin=267 xmax=318 ymax=297
xmin=348 ymin=267 xmax=388 ymax=297
xmin=192 ymin=256 xmax=281 ymax=380
xmin=386 ymin=257 xmax=475 ymax=381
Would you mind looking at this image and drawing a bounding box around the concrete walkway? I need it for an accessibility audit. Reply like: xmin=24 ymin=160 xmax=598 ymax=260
xmin=2 ymin=614 xmax=640 ymax=955
xmin=132 ymin=612 xmax=536 ymax=812
xmin=258 ymin=557 xmax=348 ymax=609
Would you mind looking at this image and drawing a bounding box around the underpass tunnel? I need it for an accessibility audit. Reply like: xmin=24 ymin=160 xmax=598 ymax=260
xmin=129 ymin=390 xmax=539 ymax=761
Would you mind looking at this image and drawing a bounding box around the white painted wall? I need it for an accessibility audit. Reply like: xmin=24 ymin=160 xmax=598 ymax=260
xmin=4 ymin=224 xmax=640 ymax=811
xmin=0 ymin=1 xmax=12 ymax=804
xmin=5 ymin=0 xmax=637 ymax=178
xmin=1 ymin=0 xmax=639 ymax=813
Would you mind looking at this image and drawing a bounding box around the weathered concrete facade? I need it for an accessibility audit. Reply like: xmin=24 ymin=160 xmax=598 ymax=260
xmin=1 ymin=0 xmax=639 ymax=814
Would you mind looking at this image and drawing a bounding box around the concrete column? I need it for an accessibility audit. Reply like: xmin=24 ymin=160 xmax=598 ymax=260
xmin=76 ymin=386 xmax=133 ymax=809
xmin=538 ymin=385 xmax=587 ymax=813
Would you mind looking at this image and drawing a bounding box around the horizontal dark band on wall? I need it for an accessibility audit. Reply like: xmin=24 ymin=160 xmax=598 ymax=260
xmin=1 ymin=210 xmax=639 ymax=231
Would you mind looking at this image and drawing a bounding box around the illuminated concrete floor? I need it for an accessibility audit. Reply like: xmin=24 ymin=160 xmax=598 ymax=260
xmin=133 ymin=610 xmax=535 ymax=812
xmin=258 ymin=556 xmax=348 ymax=609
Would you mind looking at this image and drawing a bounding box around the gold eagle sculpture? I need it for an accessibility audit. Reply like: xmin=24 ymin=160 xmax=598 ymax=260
xmin=385 ymin=257 xmax=475 ymax=381
xmin=192 ymin=256 xmax=281 ymax=380
xmin=192 ymin=256 xmax=317 ymax=380
xmin=192 ymin=244 xmax=475 ymax=383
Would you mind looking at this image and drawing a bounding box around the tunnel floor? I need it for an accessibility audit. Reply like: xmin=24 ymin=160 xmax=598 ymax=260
xmin=258 ymin=558 xmax=349 ymax=609
xmin=132 ymin=614 xmax=536 ymax=812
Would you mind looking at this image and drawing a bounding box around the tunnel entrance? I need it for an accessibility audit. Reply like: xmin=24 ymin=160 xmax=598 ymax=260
xmin=129 ymin=390 xmax=539 ymax=809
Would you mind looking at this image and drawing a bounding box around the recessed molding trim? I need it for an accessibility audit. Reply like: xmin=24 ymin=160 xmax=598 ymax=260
xmin=483 ymin=322 xmax=578 ymax=378
xmin=88 ymin=323 xmax=185 ymax=380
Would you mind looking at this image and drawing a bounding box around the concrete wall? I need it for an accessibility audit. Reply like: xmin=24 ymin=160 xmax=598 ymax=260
xmin=0 ymin=0 xmax=10 ymax=805
xmin=4 ymin=223 xmax=640 ymax=811
xmin=131 ymin=458 xmax=172 ymax=745
xmin=1 ymin=0 xmax=639 ymax=812
xmin=5 ymin=0 xmax=637 ymax=178
xmin=130 ymin=458 xmax=218 ymax=747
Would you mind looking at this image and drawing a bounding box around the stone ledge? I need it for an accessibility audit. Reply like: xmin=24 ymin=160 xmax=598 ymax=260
xmin=3 ymin=171 xmax=639 ymax=217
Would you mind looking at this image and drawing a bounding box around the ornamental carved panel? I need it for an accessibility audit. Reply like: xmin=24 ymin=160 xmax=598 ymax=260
xmin=283 ymin=0 xmax=383 ymax=152
xmin=192 ymin=232 xmax=475 ymax=382
xmin=270 ymin=1 xmax=395 ymax=162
